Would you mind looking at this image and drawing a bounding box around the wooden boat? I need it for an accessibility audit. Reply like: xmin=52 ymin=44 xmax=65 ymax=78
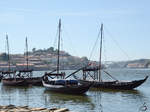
xmin=78 ymin=24 xmax=148 ymax=90
xmin=2 ymin=35 xmax=29 ymax=86
xmin=2 ymin=71 xmax=28 ymax=86
xmin=25 ymin=77 xmax=42 ymax=86
xmin=42 ymin=75 xmax=92 ymax=94
xmin=78 ymin=76 xmax=148 ymax=90
xmin=18 ymin=70 xmax=42 ymax=86
xmin=42 ymin=19 xmax=92 ymax=94
xmin=2 ymin=78 xmax=27 ymax=86
xmin=17 ymin=37 xmax=42 ymax=86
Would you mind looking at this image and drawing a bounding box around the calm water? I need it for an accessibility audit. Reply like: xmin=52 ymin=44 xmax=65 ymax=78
xmin=0 ymin=69 xmax=150 ymax=112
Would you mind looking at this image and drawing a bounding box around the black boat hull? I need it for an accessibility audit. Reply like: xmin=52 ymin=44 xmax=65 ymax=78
xmin=42 ymin=81 xmax=91 ymax=94
xmin=79 ymin=76 xmax=148 ymax=90
xmin=25 ymin=77 xmax=42 ymax=86
xmin=2 ymin=77 xmax=42 ymax=86
xmin=0 ymin=75 xmax=3 ymax=82
xmin=2 ymin=78 xmax=28 ymax=86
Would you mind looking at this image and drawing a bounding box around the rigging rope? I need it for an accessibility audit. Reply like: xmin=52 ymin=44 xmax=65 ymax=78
xmin=62 ymin=25 xmax=79 ymax=57
xmin=104 ymin=25 xmax=130 ymax=60
xmin=88 ymin=27 xmax=101 ymax=61
xmin=60 ymin=28 xmax=65 ymax=70
xmin=103 ymin=70 xmax=118 ymax=81
xmin=53 ymin=27 xmax=59 ymax=49
xmin=102 ymin=30 xmax=107 ymax=65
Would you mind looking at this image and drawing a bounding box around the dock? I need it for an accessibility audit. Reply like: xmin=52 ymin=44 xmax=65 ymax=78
xmin=0 ymin=105 xmax=70 ymax=112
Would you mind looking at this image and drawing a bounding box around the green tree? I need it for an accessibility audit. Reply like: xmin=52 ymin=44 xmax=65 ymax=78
xmin=32 ymin=48 xmax=36 ymax=52
xmin=0 ymin=53 xmax=9 ymax=61
xmin=47 ymin=47 xmax=54 ymax=52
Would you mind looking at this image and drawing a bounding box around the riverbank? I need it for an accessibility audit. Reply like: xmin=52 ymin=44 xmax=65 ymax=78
xmin=0 ymin=105 xmax=70 ymax=112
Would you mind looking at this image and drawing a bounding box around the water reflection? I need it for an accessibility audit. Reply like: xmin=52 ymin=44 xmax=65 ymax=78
xmin=43 ymin=90 xmax=95 ymax=111
xmin=44 ymin=90 xmax=90 ymax=102
xmin=1 ymin=85 xmax=29 ymax=93
xmin=0 ymin=69 xmax=149 ymax=112
xmin=139 ymin=102 xmax=148 ymax=112
xmin=89 ymin=88 xmax=149 ymax=112
xmin=92 ymin=91 xmax=103 ymax=112
xmin=89 ymin=88 xmax=145 ymax=97
xmin=0 ymin=85 xmax=31 ymax=106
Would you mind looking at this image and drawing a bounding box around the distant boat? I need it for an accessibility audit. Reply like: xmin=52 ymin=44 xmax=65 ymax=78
xmin=2 ymin=73 xmax=27 ymax=86
xmin=78 ymin=24 xmax=148 ymax=90
xmin=2 ymin=35 xmax=28 ymax=86
xmin=42 ymin=19 xmax=92 ymax=94
xmin=17 ymin=37 xmax=42 ymax=86
xmin=18 ymin=69 xmax=42 ymax=86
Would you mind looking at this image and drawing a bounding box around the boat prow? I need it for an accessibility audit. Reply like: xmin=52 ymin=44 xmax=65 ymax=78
xmin=129 ymin=76 xmax=148 ymax=89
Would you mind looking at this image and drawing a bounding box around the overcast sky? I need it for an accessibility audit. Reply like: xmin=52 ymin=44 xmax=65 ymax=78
xmin=0 ymin=0 xmax=150 ymax=61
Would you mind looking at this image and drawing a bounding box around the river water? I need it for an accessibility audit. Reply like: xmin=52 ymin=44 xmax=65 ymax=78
xmin=0 ymin=69 xmax=150 ymax=112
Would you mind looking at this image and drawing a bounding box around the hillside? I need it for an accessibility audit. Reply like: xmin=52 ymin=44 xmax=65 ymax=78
xmin=108 ymin=59 xmax=150 ymax=68
xmin=0 ymin=47 xmax=89 ymax=71
xmin=1 ymin=47 xmax=150 ymax=70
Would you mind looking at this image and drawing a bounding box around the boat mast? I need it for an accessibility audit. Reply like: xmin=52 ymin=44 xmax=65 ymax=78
xmin=26 ymin=37 xmax=29 ymax=70
xmin=98 ymin=24 xmax=103 ymax=82
xmin=6 ymin=34 xmax=10 ymax=72
xmin=57 ymin=19 xmax=61 ymax=74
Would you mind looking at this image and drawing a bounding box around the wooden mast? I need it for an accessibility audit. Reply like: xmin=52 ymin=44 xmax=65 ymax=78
xmin=57 ymin=19 xmax=61 ymax=74
xmin=25 ymin=37 xmax=29 ymax=70
xmin=98 ymin=24 xmax=103 ymax=82
xmin=6 ymin=34 xmax=10 ymax=72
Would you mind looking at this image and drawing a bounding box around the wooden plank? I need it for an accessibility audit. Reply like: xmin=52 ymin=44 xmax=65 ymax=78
xmin=54 ymin=108 xmax=69 ymax=112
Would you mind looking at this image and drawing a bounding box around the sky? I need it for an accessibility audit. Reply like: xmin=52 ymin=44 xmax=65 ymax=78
xmin=0 ymin=0 xmax=150 ymax=61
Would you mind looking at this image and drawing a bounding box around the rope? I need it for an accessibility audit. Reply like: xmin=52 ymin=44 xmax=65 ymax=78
xmin=102 ymin=30 xmax=107 ymax=65
xmin=62 ymin=25 xmax=79 ymax=56
xmin=60 ymin=34 xmax=64 ymax=70
xmin=53 ymin=27 xmax=59 ymax=49
xmin=104 ymin=25 xmax=130 ymax=60
xmin=88 ymin=28 xmax=101 ymax=61
xmin=65 ymin=63 xmax=91 ymax=79
xmin=103 ymin=70 xmax=118 ymax=81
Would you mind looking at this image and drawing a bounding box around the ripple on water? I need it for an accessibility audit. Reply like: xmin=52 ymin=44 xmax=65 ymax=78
xmin=0 ymin=69 xmax=150 ymax=112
